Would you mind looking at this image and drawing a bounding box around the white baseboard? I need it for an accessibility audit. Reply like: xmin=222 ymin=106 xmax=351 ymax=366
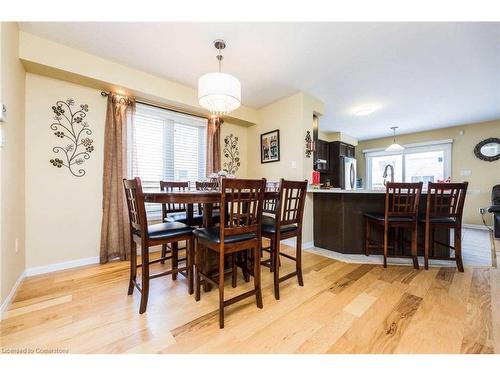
xmin=281 ymin=238 xmax=314 ymax=249
xmin=0 ymin=270 xmax=26 ymax=321
xmin=24 ymin=256 xmax=100 ymax=277
xmin=463 ymin=223 xmax=492 ymax=231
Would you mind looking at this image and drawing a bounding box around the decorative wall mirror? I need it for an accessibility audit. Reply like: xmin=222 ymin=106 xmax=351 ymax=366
xmin=474 ymin=137 xmax=500 ymax=162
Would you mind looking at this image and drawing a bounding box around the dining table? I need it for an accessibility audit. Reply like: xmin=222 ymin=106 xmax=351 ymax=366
xmin=143 ymin=188 xmax=279 ymax=290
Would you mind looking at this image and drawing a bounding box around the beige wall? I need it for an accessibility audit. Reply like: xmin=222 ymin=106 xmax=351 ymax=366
xmin=247 ymin=92 xmax=325 ymax=243
xmin=25 ymin=74 xmax=107 ymax=268
xmin=220 ymin=122 xmax=248 ymax=178
xmin=0 ymin=23 xmax=26 ymax=305
xmin=356 ymin=119 xmax=500 ymax=225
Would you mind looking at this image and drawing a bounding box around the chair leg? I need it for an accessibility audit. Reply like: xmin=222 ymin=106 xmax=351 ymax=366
xmin=139 ymin=242 xmax=150 ymax=314
xmin=218 ymin=252 xmax=225 ymax=329
xmin=273 ymin=241 xmax=280 ymax=300
xmin=195 ymin=239 xmax=201 ymax=302
xmin=424 ymin=222 xmax=430 ymax=270
xmin=172 ymin=241 xmax=178 ymax=280
xmin=269 ymin=238 xmax=275 ymax=272
xmin=128 ymin=241 xmax=137 ymax=295
xmin=161 ymin=244 xmax=167 ymax=264
xmin=188 ymin=238 xmax=194 ymax=295
xmin=365 ymin=218 xmax=370 ymax=256
xmin=383 ymin=223 xmax=388 ymax=268
xmin=455 ymin=227 xmax=464 ymax=272
xmin=412 ymin=224 xmax=419 ymax=270
xmin=296 ymin=233 xmax=304 ymax=287
xmin=242 ymin=250 xmax=250 ymax=282
xmin=231 ymin=253 xmax=237 ymax=288
xmin=253 ymin=247 xmax=263 ymax=308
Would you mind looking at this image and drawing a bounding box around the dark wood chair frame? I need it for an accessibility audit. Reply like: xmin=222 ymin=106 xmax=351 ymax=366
xmin=364 ymin=182 xmax=423 ymax=269
xmin=124 ymin=178 xmax=194 ymax=314
xmin=423 ymin=182 xmax=468 ymax=271
xmin=261 ymin=179 xmax=308 ymax=300
xmin=159 ymin=181 xmax=192 ymax=266
xmin=194 ymin=178 xmax=266 ymax=329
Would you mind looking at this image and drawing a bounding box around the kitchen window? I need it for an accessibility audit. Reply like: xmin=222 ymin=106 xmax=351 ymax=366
xmin=128 ymin=102 xmax=208 ymax=219
xmin=364 ymin=140 xmax=452 ymax=190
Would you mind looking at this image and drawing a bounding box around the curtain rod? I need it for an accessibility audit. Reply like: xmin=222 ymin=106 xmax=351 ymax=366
xmin=100 ymin=91 xmax=210 ymax=120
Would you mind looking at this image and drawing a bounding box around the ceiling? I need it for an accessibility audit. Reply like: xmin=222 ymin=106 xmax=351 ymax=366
xmin=19 ymin=22 xmax=500 ymax=140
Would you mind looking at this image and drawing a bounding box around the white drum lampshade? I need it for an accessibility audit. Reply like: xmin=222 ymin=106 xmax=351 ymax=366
xmin=198 ymin=72 xmax=241 ymax=115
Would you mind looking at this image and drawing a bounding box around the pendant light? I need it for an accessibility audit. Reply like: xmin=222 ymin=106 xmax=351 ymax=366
xmin=198 ymin=39 xmax=241 ymax=116
xmin=385 ymin=126 xmax=405 ymax=152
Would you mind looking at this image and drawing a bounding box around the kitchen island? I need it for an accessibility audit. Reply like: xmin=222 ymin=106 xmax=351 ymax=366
xmin=310 ymin=188 xmax=450 ymax=256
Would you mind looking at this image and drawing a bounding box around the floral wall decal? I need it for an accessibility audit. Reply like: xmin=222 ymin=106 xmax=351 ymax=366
xmin=49 ymin=98 xmax=93 ymax=177
xmin=222 ymin=133 xmax=240 ymax=175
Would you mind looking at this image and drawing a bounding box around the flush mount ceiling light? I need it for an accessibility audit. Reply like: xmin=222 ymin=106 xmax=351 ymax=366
xmin=385 ymin=126 xmax=405 ymax=152
xmin=353 ymin=104 xmax=379 ymax=116
xmin=198 ymin=39 xmax=241 ymax=116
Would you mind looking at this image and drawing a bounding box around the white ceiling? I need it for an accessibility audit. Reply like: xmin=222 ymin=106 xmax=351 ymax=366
xmin=19 ymin=22 xmax=500 ymax=140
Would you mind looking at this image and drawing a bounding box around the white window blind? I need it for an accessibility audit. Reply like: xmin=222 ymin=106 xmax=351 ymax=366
xmin=128 ymin=103 xmax=208 ymax=219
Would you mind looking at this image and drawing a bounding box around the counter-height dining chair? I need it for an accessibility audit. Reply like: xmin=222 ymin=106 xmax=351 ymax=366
xmin=193 ymin=178 xmax=266 ymax=328
xmin=261 ymin=181 xmax=281 ymax=272
xmin=159 ymin=181 xmax=203 ymax=267
xmin=123 ymin=177 xmax=195 ymax=314
xmin=364 ymin=182 xmax=423 ymax=269
xmin=261 ymin=179 xmax=308 ymax=300
xmin=421 ymin=182 xmax=468 ymax=271
xmin=195 ymin=180 xmax=221 ymax=224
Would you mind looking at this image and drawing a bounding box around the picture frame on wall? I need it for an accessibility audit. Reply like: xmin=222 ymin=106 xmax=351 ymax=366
xmin=260 ymin=129 xmax=280 ymax=163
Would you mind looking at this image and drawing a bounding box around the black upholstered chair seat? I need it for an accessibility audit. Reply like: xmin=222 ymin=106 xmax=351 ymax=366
xmin=136 ymin=222 xmax=194 ymax=240
xmin=165 ymin=212 xmax=204 ymax=226
xmin=418 ymin=216 xmax=456 ymax=224
xmin=261 ymin=215 xmax=298 ymax=234
xmin=363 ymin=212 xmax=414 ymax=222
xmin=193 ymin=227 xmax=255 ymax=244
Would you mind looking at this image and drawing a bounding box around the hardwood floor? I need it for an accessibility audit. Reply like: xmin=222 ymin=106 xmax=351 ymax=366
xmin=1 ymin=240 xmax=499 ymax=354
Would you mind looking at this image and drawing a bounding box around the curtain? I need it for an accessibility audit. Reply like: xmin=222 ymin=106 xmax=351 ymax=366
xmin=206 ymin=117 xmax=223 ymax=175
xmin=100 ymin=93 xmax=135 ymax=263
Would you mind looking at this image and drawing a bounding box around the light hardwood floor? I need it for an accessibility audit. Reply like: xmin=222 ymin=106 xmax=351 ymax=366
xmin=1 ymin=240 xmax=499 ymax=354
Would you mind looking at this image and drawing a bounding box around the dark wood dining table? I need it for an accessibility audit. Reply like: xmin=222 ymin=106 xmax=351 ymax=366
xmin=143 ymin=189 xmax=278 ymax=290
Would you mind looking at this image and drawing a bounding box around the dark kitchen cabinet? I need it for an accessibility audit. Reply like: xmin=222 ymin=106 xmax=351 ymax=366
xmin=320 ymin=141 xmax=356 ymax=187
xmin=316 ymin=140 xmax=329 ymax=171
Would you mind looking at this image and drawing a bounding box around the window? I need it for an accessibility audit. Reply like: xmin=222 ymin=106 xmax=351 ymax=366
xmin=364 ymin=140 xmax=452 ymax=190
xmin=128 ymin=103 xmax=207 ymax=219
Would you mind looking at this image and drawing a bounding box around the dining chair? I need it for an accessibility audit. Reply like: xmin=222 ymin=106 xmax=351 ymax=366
xmin=123 ymin=177 xmax=195 ymax=314
xmin=159 ymin=181 xmax=203 ymax=266
xmin=195 ymin=180 xmax=221 ymax=224
xmin=261 ymin=179 xmax=308 ymax=300
xmin=364 ymin=182 xmax=423 ymax=269
xmin=193 ymin=178 xmax=266 ymax=328
xmin=421 ymin=182 xmax=468 ymax=271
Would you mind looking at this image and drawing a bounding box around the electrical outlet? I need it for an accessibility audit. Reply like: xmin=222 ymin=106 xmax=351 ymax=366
xmin=291 ymin=160 xmax=297 ymax=169
xmin=460 ymin=169 xmax=471 ymax=176
xmin=15 ymin=238 xmax=19 ymax=253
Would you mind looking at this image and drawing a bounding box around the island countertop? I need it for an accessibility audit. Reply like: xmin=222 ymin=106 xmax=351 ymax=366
xmin=312 ymin=188 xmax=450 ymax=256
xmin=307 ymin=188 xmax=384 ymax=194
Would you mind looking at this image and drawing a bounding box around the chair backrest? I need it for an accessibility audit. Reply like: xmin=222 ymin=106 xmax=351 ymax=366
xmin=263 ymin=181 xmax=281 ymax=214
xmin=426 ymin=182 xmax=468 ymax=220
xmin=195 ymin=181 xmax=221 ymax=212
xmin=123 ymin=177 xmax=148 ymax=236
xmin=492 ymin=184 xmax=500 ymax=205
xmin=275 ymin=179 xmax=308 ymax=228
xmin=385 ymin=182 xmax=423 ymax=219
xmin=219 ymin=178 xmax=266 ymax=246
xmin=160 ymin=181 xmax=189 ymax=218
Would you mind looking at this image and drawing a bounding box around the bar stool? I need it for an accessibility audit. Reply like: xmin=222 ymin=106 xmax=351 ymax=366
xmin=364 ymin=182 xmax=423 ymax=269
xmin=193 ymin=178 xmax=266 ymax=328
xmin=123 ymin=177 xmax=195 ymax=314
xmin=261 ymin=179 xmax=308 ymax=300
xmin=421 ymin=182 xmax=468 ymax=271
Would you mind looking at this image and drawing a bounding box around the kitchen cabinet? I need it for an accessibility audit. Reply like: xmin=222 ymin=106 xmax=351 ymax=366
xmin=316 ymin=140 xmax=329 ymax=171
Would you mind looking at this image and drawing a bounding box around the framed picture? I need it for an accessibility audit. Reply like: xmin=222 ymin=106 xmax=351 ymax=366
xmin=260 ymin=129 xmax=280 ymax=163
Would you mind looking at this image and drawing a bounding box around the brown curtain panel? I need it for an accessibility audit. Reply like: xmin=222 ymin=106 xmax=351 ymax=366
xmin=206 ymin=117 xmax=223 ymax=175
xmin=100 ymin=94 xmax=135 ymax=263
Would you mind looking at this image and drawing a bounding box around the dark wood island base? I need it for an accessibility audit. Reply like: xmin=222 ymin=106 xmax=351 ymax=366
xmin=312 ymin=190 xmax=450 ymax=257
